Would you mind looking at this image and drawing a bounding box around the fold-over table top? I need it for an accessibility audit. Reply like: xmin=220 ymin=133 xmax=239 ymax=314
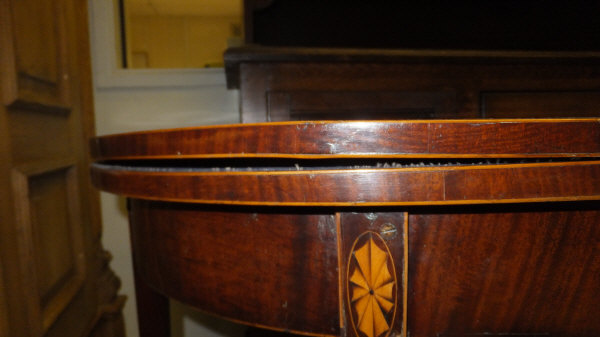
xmin=91 ymin=119 xmax=600 ymax=206
xmin=92 ymin=119 xmax=600 ymax=160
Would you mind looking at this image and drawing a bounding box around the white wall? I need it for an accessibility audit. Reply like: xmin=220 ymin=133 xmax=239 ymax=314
xmin=127 ymin=15 xmax=240 ymax=68
xmin=88 ymin=1 xmax=245 ymax=337
xmin=94 ymin=86 xmax=239 ymax=134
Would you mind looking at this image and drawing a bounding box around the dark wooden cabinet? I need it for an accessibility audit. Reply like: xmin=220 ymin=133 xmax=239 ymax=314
xmin=224 ymin=47 xmax=600 ymax=122
xmin=91 ymin=120 xmax=600 ymax=337
xmin=237 ymin=2 xmax=600 ymax=122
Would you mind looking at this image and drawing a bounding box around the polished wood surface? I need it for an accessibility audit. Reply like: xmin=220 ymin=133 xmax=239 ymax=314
xmin=91 ymin=120 xmax=600 ymax=337
xmin=92 ymin=120 xmax=600 ymax=160
xmin=225 ymin=47 xmax=600 ymax=89
xmin=224 ymin=46 xmax=600 ymax=122
xmin=408 ymin=204 xmax=600 ymax=336
xmin=92 ymin=161 xmax=600 ymax=206
xmin=130 ymin=201 xmax=339 ymax=336
xmin=0 ymin=0 xmax=124 ymax=336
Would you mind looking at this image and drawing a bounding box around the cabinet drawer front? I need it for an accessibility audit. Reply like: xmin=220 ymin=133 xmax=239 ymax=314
xmin=482 ymin=91 xmax=600 ymax=118
xmin=268 ymin=91 xmax=460 ymax=121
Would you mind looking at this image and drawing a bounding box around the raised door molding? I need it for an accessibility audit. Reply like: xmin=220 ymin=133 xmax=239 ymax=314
xmin=0 ymin=0 xmax=70 ymax=110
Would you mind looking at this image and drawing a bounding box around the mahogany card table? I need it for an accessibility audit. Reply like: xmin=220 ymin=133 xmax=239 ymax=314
xmin=91 ymin=120 xmax=600 ymax=337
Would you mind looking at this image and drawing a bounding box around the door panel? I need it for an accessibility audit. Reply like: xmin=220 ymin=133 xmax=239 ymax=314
xmin=8 ymin=109 xmax=72 ymax=165
xmin=12 ymin=163 xmax=85 ymax=333
xmin=6 ymin=0 xmax=69 ymax=107
xmin=0 ymin=0 xmax=125 ymax=336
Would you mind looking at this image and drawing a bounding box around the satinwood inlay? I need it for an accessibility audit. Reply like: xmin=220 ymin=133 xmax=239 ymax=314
xmin=347 ymin=232 xmax=397 ymax=337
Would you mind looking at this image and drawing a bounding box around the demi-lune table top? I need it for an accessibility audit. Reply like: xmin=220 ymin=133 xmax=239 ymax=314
xmin=91 ymin=119 xmax=600 ymax=337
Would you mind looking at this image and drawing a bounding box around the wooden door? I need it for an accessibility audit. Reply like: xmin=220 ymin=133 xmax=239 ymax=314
xmin=0 ymin=0 xmax=125 ymax=336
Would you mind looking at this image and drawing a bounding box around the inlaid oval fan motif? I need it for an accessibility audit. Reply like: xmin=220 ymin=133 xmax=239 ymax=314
xmin=347 ymin=232 xmax=397 ymax=337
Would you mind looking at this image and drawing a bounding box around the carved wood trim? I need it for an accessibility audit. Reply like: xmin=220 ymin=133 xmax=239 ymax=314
xmin=83 ymin=295 xmax=126 ymax=337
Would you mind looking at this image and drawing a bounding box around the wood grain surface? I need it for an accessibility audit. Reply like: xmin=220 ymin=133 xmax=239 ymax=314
xmin=91 ymin=161 xmax=600 ymax=206
xmin=224 ymin=47 xmax=600 ymax=89
xmin=128 ymin=200 xmax=340 ymax=336
xmin=91 ymin=120 xmax=600 ymax=160
xmin=90 ymin=120 xmax=600 ymax=337
xmin=227 ymin=47 xmax=600 ymax=122
xmin=408 ymin=205 xmax=600 ymax=336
